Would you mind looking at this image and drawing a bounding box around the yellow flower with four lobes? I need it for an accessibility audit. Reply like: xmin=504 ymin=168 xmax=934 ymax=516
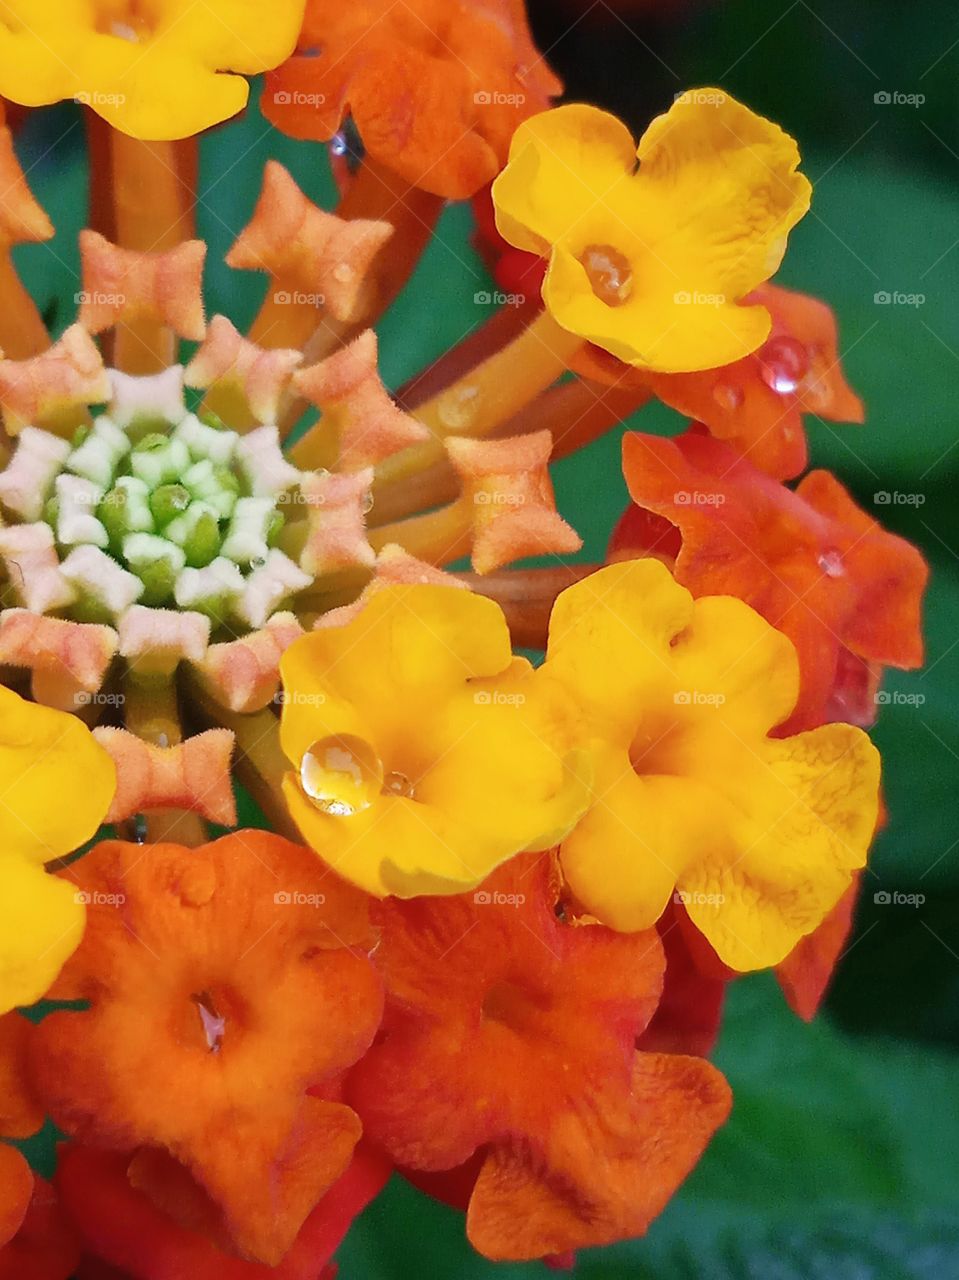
xmin=0 ymin=686 xmax=115 ymax=1013
xmin=0 ymin=0 xmax=307 ymax=139
xmin=540 ymin=561 xmax=880 ymax=972
xmin=278 ymin=585 xmax=590 ymax=899
xmin=492 ymin=90 xmax=812 ymax=373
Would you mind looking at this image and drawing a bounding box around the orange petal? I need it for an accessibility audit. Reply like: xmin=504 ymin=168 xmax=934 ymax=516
xmin=621 ymin=430 xmax=929 ymax=729
xmin=350 ymin=853 xmax=730 ymax=1258
xmin=264 ymin=0 xmax=560 ymax=199
xmin=34 ymin=833 xmax=382 ymax=1263
xmin=776 ymin=872 xmax=860 ymax=1020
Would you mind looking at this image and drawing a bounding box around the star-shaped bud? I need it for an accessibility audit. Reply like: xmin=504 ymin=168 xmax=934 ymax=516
xmin=117 ymin=605 xmax=211 ymax=676
xmin=195 ymin=611 xmax=304 ymax=714
xmin=0 ymin=610 xmax=117 ymax=703
xmin=77 ymin=231 xmax=206 ymax=343
xmin=293 ymin=331 xmax=428 ymax=471
xmin=107 ymin=366 xmax=188 ymax=430
xmin=0 ymin=429 xmax=71 ymax=521
xmin=0 ymin=325 xmax=110 ymax=435
xmin=92 ymin=727 xmax=237 ymax=828
xmin=447 ymin=431 xmax=581 ymax=574
xmin=0 ymin=525 xmax=76 ymax=614
xmin=185 ymin=315 xmax=302 ymax=429
xmin=226 ymin=163 xmax=393 ymax=325
xmin=299 ymin=466 xmax=376 ymax=578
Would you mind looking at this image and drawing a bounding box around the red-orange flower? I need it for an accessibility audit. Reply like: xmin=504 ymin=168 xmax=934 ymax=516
xmin=0 ymin=1013 xmax=78 ymax=1280
xmin=348 ymin=854 xmax=731 ymax=1260
xmin=31 ymin=833 xmax=383 ymax=1266
xmin=644 ymin=284 xmax=864 ymax=479
xmin=55 ymin=1143 xmax=388 ymax=1280
xmin=264 ymin=0 xmax=561 ymax=198
xmin=575 ymin=283 xmax=862 ymax=479
xmin=620 ymin=430 xmax=928 ymax=730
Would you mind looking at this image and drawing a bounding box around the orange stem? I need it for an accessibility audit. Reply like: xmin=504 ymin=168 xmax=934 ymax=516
xmin=459 ymin=564 xmax=600 ymax=648
xmin=0 ymin=251 xmax=50 ymax=359
xmin=123 ymin=671 xmax=207 ymax=846
xmin=368 ymin=498 xmax=472 ymax=566
xmin=87 ymin=117 xmax=197 ymax=374
xmin=368 ymin=374 xmax=645 ymax=527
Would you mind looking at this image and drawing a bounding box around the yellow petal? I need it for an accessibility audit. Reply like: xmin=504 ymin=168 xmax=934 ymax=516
xmin=492 ymin=103 xmax=637 ymax=256
xmin=0 ymin=0 xmax=305 ymax=140
xmin=681 ymin=725 xmax=880 ymax=970
xmin=279 ymin=586 xmax=587 ymax=898
xmin=0 ymin=856 xmax=85 ymax=1014
xmin=492 ymin=92 xmax=811 ymax=372
xmin=547 ymin=561 xmax=880 ymax=969
xmin=0 ymin=686 xmax=116 ymax=864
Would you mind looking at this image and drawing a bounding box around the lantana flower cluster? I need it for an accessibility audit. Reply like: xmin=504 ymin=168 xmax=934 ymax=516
xmin=0 ymin=1 xmax=927 ymax=1276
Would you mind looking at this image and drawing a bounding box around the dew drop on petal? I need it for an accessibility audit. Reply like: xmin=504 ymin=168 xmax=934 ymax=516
xmin=713 ymin=381 xmax=745 ymax=411
xmin=382 ymin=771 xmax=415 ymax=800
xmin=758 ymin=336 xmax=810 ymax=396
xmin=300 ymin=734 xmax=384 ymax=816
xmin=361 ymin=490 xmax=375 ymax=515
xmin=579 ymin=243 xmax=634 ymax=307
xmin=818 ymin=548 xmax=844 ymax=578
xmin=330 ymin=131 xmax=349 ymax=157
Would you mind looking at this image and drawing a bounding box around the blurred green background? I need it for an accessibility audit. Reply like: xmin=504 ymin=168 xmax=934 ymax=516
xmin=11 ymin=0 xmax=959 ymax=1274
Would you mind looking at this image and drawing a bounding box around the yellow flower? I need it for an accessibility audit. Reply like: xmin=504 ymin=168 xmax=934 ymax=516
xmin=542 ymin=560 xmax=879 ymax=972
xmin=492 ymin=91 xmax=811 ymax=373
xmin=0 ymin=686 xmax=115 ymax=1012
xmin=278 ymin=585 xmax=588 ymax=898
xmin=0 ymin=1 xmax=307 ymax=140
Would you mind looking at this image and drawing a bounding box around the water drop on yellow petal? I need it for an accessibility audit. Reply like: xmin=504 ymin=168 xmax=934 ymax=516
xmin=579 ymin=244 xmax=634 ymax=307
xmin=300 ymin=734 xmax=384 ymax=816
xmin=382 ymin=770 xmax=415 ymax=800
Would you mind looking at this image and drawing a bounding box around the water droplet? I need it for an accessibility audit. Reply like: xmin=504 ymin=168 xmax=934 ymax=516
xmin=332 ymin=262 xmax=353 ymax=284
xmin=382 ymin=770 xmax=415 ymax=800
xmin=758 ymin=335 xmax=810 ymax=396
xmin=437 ymin=384 xmax=480 ymax=432
xmin=579 ymin=243 xmax=633 ymax=307
xmin=361 ymin=490 xmax=374 ymax=515
xmin=330 ymin=131 xmax=349 ymax=157
xmin=818 ymin=548 xmax=844 ymax=578
xmin=712 ymin=381 xmax=744 ymax=411
xmin=300 ymin=734 xmax=384 ymax=816
xmin=191 ymin=991 xmax=225 ymax=1053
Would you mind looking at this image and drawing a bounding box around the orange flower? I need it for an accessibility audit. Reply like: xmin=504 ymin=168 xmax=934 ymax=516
xmin=264 ymin=0 xmax=561 ymax=198
xmin=348 ymin=854 xmax=731 ymax=1260
xmin=31 ymin=833 xmax=383 ymax=1266
xmin=620 ymin=430 xmax=928 ymax=730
